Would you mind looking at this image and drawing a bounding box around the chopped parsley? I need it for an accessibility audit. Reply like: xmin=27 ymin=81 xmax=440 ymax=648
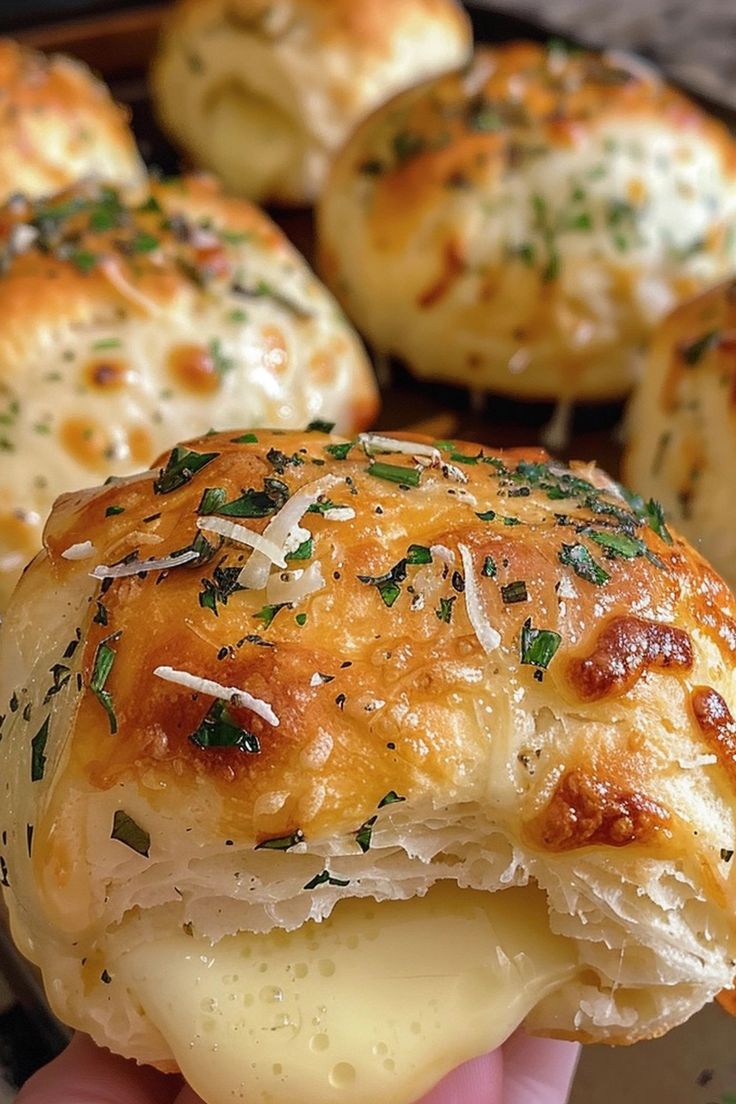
xmin=306 ymin=420 xmax=335 ymax=433
xmin=217 ymin=478 xmax=289 ymax=517
xmin=520 ymin=619 xmax=562 ymax=670
xmin=209 ymin=338 xmax=234 ymax=380
xmin=586 ymin=529 xmax=645 ymax=559
xmin=559 ymin=543 xmax=610 ymax=585
xmin=406 ymin=544 xmax=432 ymax=565
xmin=31 ymin=716 xmax=50 ymax=782
xmin=501 ymin=581 xmax=529 ymax=604
xmin=680 ymin=330 xmax=720 ymax=365
xmin=111 ymin=810 xmax=150 ymax=857
xmin=90 ymin=633 xmax=121 ymax=735
xmin=286 ymin=538 xmax=313 ymax=561
xmin=254 ymin=603 xmax=287 ymax=629
xmin=324 ymin=442 xmax=353 ymax=460
xmin=231 ymin=432 xmax=258 ymax=444
xmin=482 ymin=555 xmax=497 ymax=578
xmin=105 ymin=505 xmax=125 ymax=517
xmin=436 ymin=596 xmax=456 ymax=623
xmin=303 ymin=870 xmax=350 ymax=890
xmin=153 ymin=447 xmax=219 ymax=495
xmin=199 ymin=565 xmax=245 ymax=615
xmin=197 ymin=487 xmax=227 ymax=514
xmin=190 ymin=700 xmax=260 ymax=753
xmin=355 ymin=815 xmax=377 ymax=853
xmin=256 ymin=829 xmax=304 ymax=851
xmin=378 ymin=791 xmax=406 ymax=808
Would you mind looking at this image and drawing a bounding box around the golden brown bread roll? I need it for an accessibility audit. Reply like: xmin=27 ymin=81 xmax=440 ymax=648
xmin=624 ymin=278 xmax=736 ymax=593
xmin=0 ymin=38 xmax=144 ymax=203
xmin=2 ymin=428 xmax=736 ymax=1104
xmin=0 ymin=176 xmax=377 ymax=610
xmin=317 ymin=42 xmax=736 ymax=401
xmin=150 ymin=0 xmax=472 ymax=205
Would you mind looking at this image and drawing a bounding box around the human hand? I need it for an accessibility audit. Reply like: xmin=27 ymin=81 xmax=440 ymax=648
xmin=16 ymin=1030 xmax=580 ymax=1104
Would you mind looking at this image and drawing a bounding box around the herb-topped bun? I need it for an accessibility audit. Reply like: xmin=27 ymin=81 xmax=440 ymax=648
xmin=624 ymin=279 xmax=736 ymax=592
xmin=0 ymin=177 xmax=377 ymax=609
xmin=317 ymin=41 xmax=736 ymax=401
xmin=0 ymin=38 xmax=144 ymax=204
xmin=3 ymin=428 xmax=736 ymax=1104
xmin=150 ymin=0 xmax=472 ymax=206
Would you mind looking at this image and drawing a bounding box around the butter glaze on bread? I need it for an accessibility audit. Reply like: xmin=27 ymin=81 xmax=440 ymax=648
xmin=0 ymin=178 xmax=377 ymax=608
xmin=317 ymin=42 xmax=736 ymax=400
xmin=0 ymin=38 xmax=144 ymax=203
xmin=151 ymin=0 xmax=472 ymax=205
xmin=624 ymin=278 xmax=736 ymax=592
xmin=2 ymin=429 xmax=736 ymax=1065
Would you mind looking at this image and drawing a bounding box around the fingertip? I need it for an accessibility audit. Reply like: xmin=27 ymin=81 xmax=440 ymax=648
xmin=414 ymin=1050 xmax=504 ymax=1104
xmin=503 ymin=1031 xmax=581 ymax=1104
xmin=15 ymin=1033 xmax=182 ymax=1104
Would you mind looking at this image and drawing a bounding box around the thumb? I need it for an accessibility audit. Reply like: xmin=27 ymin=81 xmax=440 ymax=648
xmin=15 ymin=1033 xmax=182 ymax=1104
xmin=503 ymin=1032 xmax=580 ymax=1104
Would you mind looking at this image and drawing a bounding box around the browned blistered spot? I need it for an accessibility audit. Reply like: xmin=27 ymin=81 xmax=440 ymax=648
xmin=531 ymin=768 xmax=670 ymax=851
xmin=86 ymin=357 xmax=127 ymax=390
xmin=691 ymin=686 xmax=736 ymax=785
xmin=568 ymin=616 xmax=693 ymax=701
xmin=59 ymin=416 xmax=110 ymax=471
xmin=261 ymin=325 xmax=288 ymax=375
xmin=417 ymin=239 xmax=465 ymax=309
xmin=168 ymin=343 xmax=219 ymax=394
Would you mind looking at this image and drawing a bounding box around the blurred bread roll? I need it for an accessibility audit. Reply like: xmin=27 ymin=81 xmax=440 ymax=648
xmin=0 ymin=176 xmax=377 ymax=609
xmin=317 ymin=42 xmax=736 ymax=401
xmin=2 ymin=429 xmax=736 ymax=1104
xmin=624 ymin=279 xmax=736 ymax=591
xmin=0 ymin=38 xmax=144 ymax=203
xmin=151 ymin=0 xmax=472 ymax=205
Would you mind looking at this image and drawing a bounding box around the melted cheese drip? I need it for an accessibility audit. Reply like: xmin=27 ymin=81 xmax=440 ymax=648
xmin=115 ymin=883 xmax=577 ymax=1104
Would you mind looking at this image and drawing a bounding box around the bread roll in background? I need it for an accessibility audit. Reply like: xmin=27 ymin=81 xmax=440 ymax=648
xmin=150 ymin=0 xmax=472 ymax=205
xmin=2 ymin=429 xmax=736 ymax=1104
xmin=318 ymin=42 xmax=736 ymax=402
xmin=0 ymin=177 xmax=377 ymax=609
xmin=0 ymin=38 xmax=144 ymax=203
xmin=624 ymin=279 xmax=736 ymax=593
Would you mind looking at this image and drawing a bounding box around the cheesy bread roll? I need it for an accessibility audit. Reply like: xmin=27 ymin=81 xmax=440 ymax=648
xmin=2 ymin=428 xmax=736 ymax=1104
xmin=0 ymin=38 xmax=144 ymax=204
xmin=0 ymin=176 xmax=377 ymax=610
xmin=317 ymin=42 xmax=736 ymax=401
xmin=150 ymin=0 xmax=472 ymax=206
xmin=624 ymin=279 xmax=736 ymax=592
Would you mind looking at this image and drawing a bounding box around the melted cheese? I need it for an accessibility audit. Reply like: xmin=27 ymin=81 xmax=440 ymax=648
xmin=115 ymin=883 xmax=577 ymax=1104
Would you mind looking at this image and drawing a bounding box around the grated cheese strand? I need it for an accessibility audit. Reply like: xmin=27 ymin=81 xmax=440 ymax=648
xmin=197 ymin=517 xmax=286 ymax=567
xmin=153 ymin=666 xmax=280 ymax=726
xmin=91 ymin=549 xmax=199 ymax=579
xmin=458 ymin=544 xmax=501 ymax=653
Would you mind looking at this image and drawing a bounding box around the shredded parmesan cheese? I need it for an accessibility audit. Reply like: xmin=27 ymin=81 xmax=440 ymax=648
xmin=61 ymin=540 xmax=95 ymax=561
xmin=322 ymin=507 xmax=355 ymax=521
xmin=266 ymin=562 xmax=325 ymax=605
xmin=458 ymin=544 xmax=501 ymax=653
xmin=359 ymin=433 xmax=441 ymax=465
xmin=91 ymin=549 xmax=199 ymax=579
xmin=153 ymin=666 xmax=280 ymax=726
xmin=197 ymin=517 xmax=286 ymax=567
xmin=238 ymin=475 xmax=341 ymax=590
xmin=100 ymin=257 xmax=166 ymax=317
xmin=431 ymin=544 xmax=456 ymax=564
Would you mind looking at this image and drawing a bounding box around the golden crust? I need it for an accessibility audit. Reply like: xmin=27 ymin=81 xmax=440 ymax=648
xmin=0 ymin=178 xmax=378 ymax=608
xmin=0 ymin=38 xmax=144 ymax=203
xmin=151 ymin=0 xmax=471 ymax=204
xmin=8 ymin=428 xmax=736 ymax=856
xmin=624 ymin=278 xmax=736 ymax=591
xmin=317 ymin=43 xmax=736 ymax=400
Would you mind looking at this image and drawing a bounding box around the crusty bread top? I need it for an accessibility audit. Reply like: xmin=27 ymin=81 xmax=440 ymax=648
xmin=0 ymin=38 xmax=144 ymax=203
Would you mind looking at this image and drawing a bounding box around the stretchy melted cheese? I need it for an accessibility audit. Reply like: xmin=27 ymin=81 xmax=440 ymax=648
xmin=115 ymin=884 xmax=577 ymax=1104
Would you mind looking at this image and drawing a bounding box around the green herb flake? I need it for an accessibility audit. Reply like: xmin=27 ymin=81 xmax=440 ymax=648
xmin=256 ymin=829 xmax=304 ymax=852
xmin=587 ymin=529 xmax=645 ymax=559
xmin=209 ymin=337 xmax=234 ymax=380
xmin=111 ymin=810 xmax=150 ymax=857
xmin=559 ymin=543 xmax=610 ymax=586
xmin=286 ymin=538 xmax=314 ymax=562
xmin=105 ymin=505 xmax=125 ymax=517
xmin=393 ymin=129 xmax=426 ymax=164
xmin=520 ymin=618 xmax=562 ymax=670
xmin=406 ymin=544 xmax=432 ymax=565
xmin=436 ymin=596 xmax=456 ymax=623
xmin=303 ymin=870 xmax=351 ymax=890
xmin=324 ymin=442 xmax=353 ymax=460
xmin=721 ymin=848 xmax=734 ymax=863
xmin=197 ymin=487 xmax=228 ymax=515
xmin=501 ymin=581 xmax=529 ymax=605
xmin=131 ymin=231 xmax=160 ymax=254
xmin=306 ymin=420 xmax=335 ymax=433
xmin=295 ymin=612 xmax=307 ymax=626
xmin=199 ymin=566 xmax=245 ymax=616
xmin=680 ymin=330 xmax=720 ymax=366
xmin=355 ymin=815 xmax=377 ymax=853
xmin=31 ymin=716 xmax=50 ymax=782
xmin=254 ymin=603 xmax=287 ymax=629
xmin=482 ymin=555 xmax=497 ymax=578
xmin=378 ymin=791 xmax=406 ymax=808
xmin=231 ymin=432 xmax=258 ymax=444
xmin=93 ymin=338 xmax=122 ymax=351
xmin=644 ymin=499 xmax=673 ymax=545
xmin=153 ymin=447 xmax=219 ymax=495
xmin=70 ymin=249 xmax=97 ymax=273
xmin=217 ymin=478 xmax=288 ymax=518
xmin=90 ymin=633 xmax=121 ymax=735
xmin=228 ymin=308 xmax=248 ymax=323
xmin=476 ymin=509 xmax=497 ymax=522
xmin=190 ymin=700 xmax=260 ymax=753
